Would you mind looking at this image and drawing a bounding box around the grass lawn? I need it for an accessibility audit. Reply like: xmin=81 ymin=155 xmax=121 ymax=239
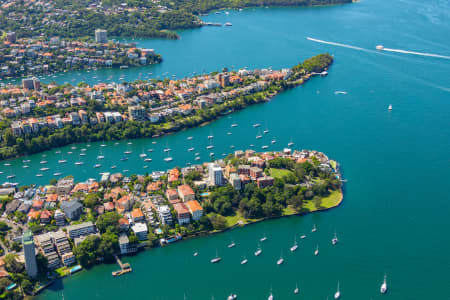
xmin=270 ymin=168 xmax=294 ymax=179
xmin=303 ymin=190 xmax=343 ymax=211
xmin=225 ymin=212 xmax=261 ymax=227
xmin=55 ymin=266 xmax=70 ymax=277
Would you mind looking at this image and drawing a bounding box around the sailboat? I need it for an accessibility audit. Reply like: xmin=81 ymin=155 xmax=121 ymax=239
xmin=164 ymin=149 xmax=173 ymax=162
xmin=287 ymin=138 xmax=294 ymax=147
xmin=380 ymin=274 xmax=388 ymax=294
xmin=241 ymin=255 xmax=248 ymax=265
xmin=388 ymin=104 xmax=392 ymax=111
xmin=314 ymin=245 xmax=319 ymax=256
xmin=206 ymin=139 xmax=214 ymax=150
xmin=268 ymin=288 xmax=273 ymax=300
xmin=260 ymin=233 xmax=268 ymax=242
xmin=290 ymin=237 xmax=298 ymax=252
xmin=277 ymin=251 xmax=284 ymax=265
xmin=311 ymin=224 xmax=317 ymax=232
xmin=228 ymin=240 xmax=236 ymax=248
xmin=139 ymin=148 xmax=147 ymax=158
xmin=300 ymin=234 xmax=307 ymax=239
xmin=254 ymin=243 xmax=262 ymax=256
xmin=334 ymin=281 xmax=340 ymax=299
xmin=193 ymin=251 xmax=198 ymax=256
xmin=256 ymin=129 xmax=262 ymax=139
xmin=227 ymin=294 xmax=237 ymax=300
xmin=210 ymin=249 xmax=221 ymax=263
xmin=332 ymin=231 xmax=339 ymax=245
xmin=294 ymin=283 xmax=299 ymax=294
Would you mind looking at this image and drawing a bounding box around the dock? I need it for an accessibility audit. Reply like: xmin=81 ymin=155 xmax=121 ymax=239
xmin=112 ymin=255 xmax=132 ymax=276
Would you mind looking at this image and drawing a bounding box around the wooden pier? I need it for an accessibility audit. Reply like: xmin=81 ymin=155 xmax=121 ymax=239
xmin=112 ymin=255 xmax=132 ymax=276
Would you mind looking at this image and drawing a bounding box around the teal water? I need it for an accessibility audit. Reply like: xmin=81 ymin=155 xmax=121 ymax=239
xmin=4 ymin=0 xmax=449 ymax=299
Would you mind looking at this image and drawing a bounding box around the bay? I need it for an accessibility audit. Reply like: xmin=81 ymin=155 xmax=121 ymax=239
xmin=3 ymin=0 xmax=448 ymax=299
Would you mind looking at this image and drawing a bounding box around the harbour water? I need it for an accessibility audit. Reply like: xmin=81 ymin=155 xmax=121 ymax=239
xmin=4 ymin=0 xmax=449 ymax=298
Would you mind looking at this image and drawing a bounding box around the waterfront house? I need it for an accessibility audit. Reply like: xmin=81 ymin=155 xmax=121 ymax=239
xmin=173 ymin=203 xmax=190 ymax=225
xmin=66 ymin=221 xmax=95 ymax=239
xmin=185 ymin=200 xmax=203 ymax=221
xmin=131 ymin=223 xmax=148 ymax=241
xmin=177 ymin=184 xmax=195 ymax=202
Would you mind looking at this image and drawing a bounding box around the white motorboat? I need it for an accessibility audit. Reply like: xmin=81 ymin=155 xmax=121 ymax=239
xmin=188 ymin=147 xmax=195 ymax=152
xmin=256 ymin=135 xmax=262 ymax=139
xmin=4 ymin=163 xmax=11 ymax=166
xmin=35 ymin=174 xmax=43 ymax=177
xmin=294 ymin=283 xmax=299 ymax=294
xmin=23 ymin=159 xmax=31 ymax=163
xmin=208 ymin=135 xmax=214 ymax=139
xmin=164 ymin=157 xmax=173 ymax=162
xmin=254 ymin=243 xmax=262 ymax=256
xmin=140 ymin=153 xmax=147 ymax=158
xmin=227 ymin=132 xmax=232 ymax=135
xmin=40 ymin=160 xmax=48 ymax=164
xmin=79 ymin=153 xmax=86 ymax=156
xmin=263 ymin=130 xmax=269 ymax=134
xmin=228 ymin=241 xmax=236 ymax=248
xmin=147 ymin=149 xmax=154 ymax=152
xmin=53 ymin=172 xmax=62 ymax=176
xmin=124 ymin=151 xmax=132 ymax=154
xmin=58 ymin=160 xmax=67 ymax=164
xmin=231 ymin=124 xmax=238 ymax=127
xmin=97 ymin=155 xmax=104 ymax=160
xmin=74 ymin=162 xmax=84 ymax=166
xmin=93 ymin=164 xmax=101 ymax=168
xmin=253 ymin=123 xmax=260 ymax=128
xmin=22 ymin=165 xmax=29 ymax=169
xmin=193 ymin=251 xmax=198 ymax=256
xmin=314 ymin=245 xmax=319 ymax=256
xmin=300 ymin=235 xmax=306 ymax=239
xmin=311 ymin=224 xmax=317 ymax=232
xmin=388 ymin=104 xmax=392 ymax=111
xmin=271 ymin=139 xmax=276 ymax=144
xmin=277 ymin=255 xmax=284 ymax=265
xmin=241 ymin=256 xmax=248 ymax=265
xmin=334 ymin=282 xmax=340 ymax=299
xmin=187 ymin=136 xmax=193 ymax=140
xmin=144 ymin=158 xmax=152 ymax=162
xmin=40 ymin=167 xmax=49 ymax=171
xmin=227 ymin=294 xmax=237 ymax=300
xmin=380 ymin=274 xmax=388 ymax=294
xmin=111 ymin=165 xmax=117 ymax=169
xmin=261 ymin=145 xmax=269 ymax=149
xmin=120 ymin=157 xmax=128 ymax=161
xmin=206 ymin=145 xmax=214 ymax=150
xmin=6 ymin=175 xmax=16 ymax=179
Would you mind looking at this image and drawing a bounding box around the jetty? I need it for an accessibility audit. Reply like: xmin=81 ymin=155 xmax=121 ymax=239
xmin=112 ymin=255 xmax=132 ymax=276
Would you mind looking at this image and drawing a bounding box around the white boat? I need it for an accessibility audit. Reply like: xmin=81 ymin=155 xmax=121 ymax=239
xmin=225 ymin=22 xmax=232 ymax=26
xmin=97 ymin=155 xmax=104 ymax=160
xmin=254 ymin=243 xmax=262 ymax=256
xmin=79 ymin=153 xmax=86 ymax=156
xmin=152 ymin=141 xmax=157 ymax=144
xmin=193 ymin=251 xmax=198 ymax=256
xmin=120 ymin=157 xmax=128 ymax=161
xmin=23 ymin=160 xmax=31 ymax=163
xmin=332 ymin=231 xmax=339 ymax=245
xmin=227 ymin=294 xmax=237 ymax=300
xmin=195 ymin=153 xmax=200 ymax=156
xmin=271 ymin=139 xmax=276 ymax=144
xmin=187 ymin=136 xmax=193 ymax=140
xmin=300 ymin=235 xmax=306 ymax=239
xmin=147 ymin=149 xmax=154 ymax=152
xmin=53 ymin=172 xmax=62 ymax=176
xmin=208 ymin=135 xmax=214 ymax=139
xmin=35 ymin=174 xmax=43 ymax=177
xmin=163 ymin=148 xmax=171 ymax=152
xmin=22 ymin=165 xmax=29 ymax=169
xmin=334 ymin=281 xmax=340 ymax=299
xmin=58 ymin=160 xmax=67 ymax=164
xmin=261 ymin=145 xmax=269 ymax=149
xmin=211 ymin=249 xmax=221 ymax=263
xmin=164 ymin=157 xmax=173 ymax=162
xmin=93 ymin=164 xmax=101 ymax=168
xmin=268 ymin=291 xmax=273 ymax=300
xmin=40 ymin=160 xmax=48 ymax=164
xmin=111 ymin=165 xmax=117 ymax=169
xmin=188 ymin=147 xmax=195 ymax=152
xmin=311 ymin=224 xmax=317 ymax=232
xmin=376 ymin=45 xmax=384 ymax=50
xmin=230 ymin=145 xmax=235 ymax=149
xmin=256 ymin=135 xmax=262 ymax=139
xmin=388 ymin=104 xmax=392 ymax=111
xmin=241 ymin=256 xmax=248 ymax=265
xmin=253 ymin=123 xmax=260 ymax=128
xmin=195 ymin=157 xmax=201 ymax=161
xmin=40 ymin=167 xmax=49 ymax=171
xmin=100 ymin=144 xmax=107 ymax=147
xmin=314 ymin=245 xmax=319 ymax=256
xmin=124 ymin=151 xmax=132 ymax=154
xmin=380 ymin=274 xmax=388 ymax=294
xmin=140 ymin=153 xmax=147 ymax=158
xmin=231 ymin=124 xmax=238 ymax=127
xmin=81 ymin=148 xmax=86 ymax=152
xmin=277 ymin=253 xmax=284 ymax=265
xmin=209 ymin=153 xmax=214 ymax=157
xmin=144 ymin=158 xmax=152 ymax=162
xmin=260 ymin=233 xmax=267 ymax=242
xmin=228 ymin=241 xmax=236 ymax=248
xmin=227 ymin=132 xmax=232 ymax=135
xmin=127 ymin=142 xmax=132 ymax=145
xmin=263 ymin=130 xmax=269 ymax=134
xmin=288 ymin=138 xmax=294 ymax=147
xmin=206 ymin=145 xmax=214 ymax=150
xmin=290 ymin=237 xmax=298 ymax=252
xmin=294 ymin=283 xmax=299 ymax=294
xmin=6 ymin=175 xmax=16 ymax=179
xmin=74 ymin=162 xmax=84 ymax=166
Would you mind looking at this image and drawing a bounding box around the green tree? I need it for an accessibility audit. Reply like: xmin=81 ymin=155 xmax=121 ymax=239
xmin=147 ymin=231 xmax=159 ymax=247
xmin=96 ymin=212 xmax=121 ymax=234
xmin=4 ymin=254 xmax=24 ymax=273
xmin=209 ymin=213 xmax=227 ymax=231
xmin=21 ymin=279 xmax=33 ymax=295
xmin=313 ymin=196 xmax=322 ymax=209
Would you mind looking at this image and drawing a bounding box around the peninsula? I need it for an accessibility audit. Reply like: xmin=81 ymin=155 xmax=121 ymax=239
xmin=0 ymin=53 xmax=334 ymax=161
xmin=0 ymin=148 xmax=343 ymax=297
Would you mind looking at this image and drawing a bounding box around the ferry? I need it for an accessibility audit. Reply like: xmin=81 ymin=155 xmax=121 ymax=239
xmin=380 ymin=274 xmax=388 ymax=294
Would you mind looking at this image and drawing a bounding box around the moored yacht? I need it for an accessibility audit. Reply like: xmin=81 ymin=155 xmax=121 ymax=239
xmin=254 ymin=243 xmax=262 ymax=256
xmin=39 ymin=167 xmax=49 ymax=171
xmin=314 ymin=245 xmax=319 ymax=256
xmin=294 ymin=283 xmax=299 ymax=294
xmin=332 ymin=231 xmax=339 ymax=245
xmin=380 ymin=274 xmax=388 ymax=294
xmin=195 ymin=157 xmax=201 ymax=161
xmin=228 ymin=240 xmax=236 ymax=248
xmin=144 ymin=158 xmax=152 ymax=162
xmin=227 ymin=294 xmax=237 ymax=300
xmin=58 ymin=159 xmax=67 ymax=164
xmin=334 ymin=281 xmax=340 ymax=299
xmin=388 ymin=104 xmax=392 ymax=111
xmin=40 ymin=160 xmax=48 ymax=164
xmin=188 ymin=147 xmax=195 ymax=152
xmin=231 ymin=124 xmax=238 ymax=127
xmin=253 ymin=123 xmax=260 ymax=128
xmin=140 ymin=153 xmax=147 ymax=158
xmin=53 ymin=172 xmax=62 ymax=176
xmin=187 ymin=136 xmax=193 ymax=140
xmin=74 ymin=161 xmax=84 ymax=166
xmin=260 ymin=233 xmax=267 ymax=242
xmin=193 ymin=251 xmax=198 ymax=256
xmin=120 ymin=157 xmax=128 ymax=161
xmin=290 ymin=237 xmax=298 ymax=252
xmin=210 ymin=249 xmax=221 ymax=263
xmin=311 ymin=224 xmax=317 ymax=232
xmin=277 ymin=252 xmax=284 ymax=265
xmin=93 ymin=164 xmax=101 ymax=168
xmin=4 ymin=163 xmax=11 ymax=166
xmin=261 ymin=145 xmax=269 ymax=149
xmin=300 ymin=235 xmax=307 ymax=239
xmin=241 ymin=256 xmax=248 ymax=265
xmin=6 ymin=175 xmax=16 ymax=179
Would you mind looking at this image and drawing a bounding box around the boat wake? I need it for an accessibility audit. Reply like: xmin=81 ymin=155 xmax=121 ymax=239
xmin=382 ymin=48 xmax=450 ymax=60
xmin=306 ymin=37 xmax=366 ymax=51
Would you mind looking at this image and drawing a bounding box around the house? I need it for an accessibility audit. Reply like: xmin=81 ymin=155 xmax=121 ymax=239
xmin=257 ymin=176 xmax=274 ymax=189
xmin=118 ymin=218 xmax=130 ymax=231
xmin=131 ymin=208 xmax=145 ymax=223
xmin=158 ymin=205 xmax=172 ymax=225
xmin=166 ymin=188 xmax=178 ymax=201
xmin=173 ymin=203 xmax=190 ymax=225
xmin=66 ymin=221 xmax=95 ymax=239
xmin=131 ymin=223 xmax=148 ymax=241
xmin=119 ymin=234 xmax=137 ymax=255
xmin=185 ymin=200 xmax=203 ymax=221
xmin=40 ymin=210 xmax=53 ymax=224
xmin=177 ymin=184 xmax=195 ymax=202
xmin=60 ymin=200 xmax=83 ymax=220
xmin=250 ymin=167 xmax=263 ymax=179
xmin=54 ymin=209 xmax=65 ymax=226
xmin=103 ymin=202 xmax=114 ymax=212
